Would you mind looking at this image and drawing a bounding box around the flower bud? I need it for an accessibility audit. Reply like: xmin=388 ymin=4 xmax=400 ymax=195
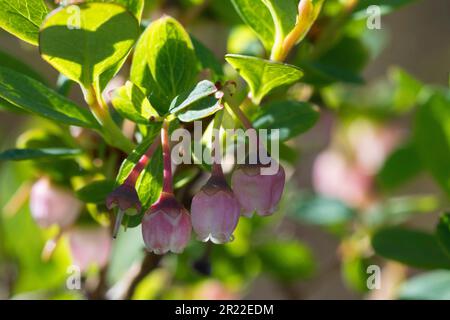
xmin=231 ymin=163 xmax=286 ymax=217
xmin=106 ymin=183 xmax=141 ymax=216
xmin=142 ymin=193 xmax=191 ymax=255
xmin=30 ymin=178 xmax=82 ymax=229
xmin=68 ymin=227 xmax=112 ymax=272
xmin=191 ymin=167 xmax=240 ymax=244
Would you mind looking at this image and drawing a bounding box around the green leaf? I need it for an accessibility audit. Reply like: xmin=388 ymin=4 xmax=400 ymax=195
xmin=225 ymin=54 xmax=303 ymax=104
xmin=436 ymin=213 xmax=450 ymax=257
xmin=253 ymin=100 xmax=320 ymax=141
xmin=290 ymin=195 xmax=355 ymax=226
xmin=85 ymin=0 xmax=144 ymax=19
xmin=40 ymin=3 xmax=140 ymax=88
xmin=169 ymin=80 xmax=218 ymax=114
xmin=177 ymin=96 xmax=222 ymax=123
xmin=353 ymin=0 xmax=419 ymax=19
xmin=0 ymin=66 xmax=98 ymax=128
xmin=0 ymin=0 xmax=49 ymax=45
xmin=0 ymin=50 xmax=46 ymax=83
xmin=414 ymin=91 xmax=450 ymax=197
xmin=399 ymin=270 xmax=450 ymax=300
xmin=0 ymin=50 xmax=47 ymax=113
xmin=115 ymin=125 xmax=162 ymax=226
xmin=261 ymin=0 xmax=298 ymax=42
xmin=136 ymin=147 xmax=163 ymax=211
xmin=372 ymin=227 xmax=450 ymax=269
xmin=76 ymin=180 xmax=115 ymax=204
xmin=116 ymin=126 xmax=161 ymax=185
xmin=230 ymin=0 xmax=276 ymax=51
xmin=191 ymin=36 xmax=225 ymax=81
xmin=131 ymin=16 xmax=198 ymax=114
xmin=257 ymin=240 xmax=315 ymax=282
xmin=376 ymin=142 xmax=423 ymax=190
xmin=111 ymin=81 xmax=160 ymax=124
xmin=0 ymin=148 xmax=81 ymax=161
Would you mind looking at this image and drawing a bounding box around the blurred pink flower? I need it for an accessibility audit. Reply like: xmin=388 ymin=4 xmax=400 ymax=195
xmin=312 ymin=150 xmax=372 ymax=208
xmin=346 ymin=120 xmax=401 ymax=174
xmin=69 ymin=227 xmax=112 ymax=272
xmin=142 ymin=193 xmax=192 ymax=255
xmin=30 ymin=178 xmax=82 ymax=229
xmin=194 ymin=280 xmax=237 ymax=300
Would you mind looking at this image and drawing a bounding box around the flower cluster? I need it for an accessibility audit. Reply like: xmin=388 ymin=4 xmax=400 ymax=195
xmin=107 ymin=110 xmax=286 ymax=255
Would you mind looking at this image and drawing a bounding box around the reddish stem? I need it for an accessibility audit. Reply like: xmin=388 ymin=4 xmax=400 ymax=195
xmin=161 ymin=120 xmax=173 ymax=194
xmin=124 ymin=134 xmax=161 ymax=186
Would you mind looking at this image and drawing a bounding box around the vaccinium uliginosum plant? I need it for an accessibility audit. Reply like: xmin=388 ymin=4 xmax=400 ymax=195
xmin=0 ymin=1 xmax=323 ymax=266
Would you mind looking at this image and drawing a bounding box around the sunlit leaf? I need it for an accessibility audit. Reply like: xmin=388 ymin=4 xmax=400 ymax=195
xmin=111 ymin=81 xmax=160 ymax=124
xmin=0 ymin=0 xmax=49 ymax=45
xmin=131 ymin=16 xmax=198 ymax=113
xmin=225 ymin=54 xmax=303 ymax=104
xmin=40 ymin=3 xmax=140 ymax=88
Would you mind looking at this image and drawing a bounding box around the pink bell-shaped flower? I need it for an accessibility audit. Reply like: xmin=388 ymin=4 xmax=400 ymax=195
xmin=68 ymin=227 xmax=112 ymax=272
xmin=30 ymin=177 xmax=82 ymax=229
xmin=142 ymin=193 xmax=192 ymax=255
xmin=231 ymin=163 xmax=286 ymax=217
xmin=191 ymin=164 xmax=240 ymax=244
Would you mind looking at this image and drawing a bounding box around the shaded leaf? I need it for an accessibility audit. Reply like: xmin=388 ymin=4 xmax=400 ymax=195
xmin=191 ymin=36 xmax=224 ymax=81
xmin=414 ymin=90 xmax=450 ymax=197
xmin=76 ymin=180 xmax=115 ymax=204
xmin=253 ymin=100 xmax=320 ymax=141
xmin=177 ymin=96 xmax=222 ymax=123
xmin=0 ymin=148 xmax=81 ymax=161
xmin=169 ymin=80 xmax=218 ymax=114
xmin=436 ymin=213 xmax=450 ymax=257
xmin=372 ymin=227 xmax=450 ymax=269
xmin=0 ymin=67 xmax=98 ymax=128
xmin=376 ymin=142 xmax=423 ymax=190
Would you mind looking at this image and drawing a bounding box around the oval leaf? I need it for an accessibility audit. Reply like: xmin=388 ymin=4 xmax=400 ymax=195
xmin=40 ymin=3 xmax=140 ymax=88
xmin=230 ymin=0 xmax=275 ymax=51
xmin=131 ymin=16 xmax=198 ymax=113
xmin=253 ymin=100 xmax=320 ymax=141
xmin=169 ymin=80 xmax=218 ymax=114
xmin=372 ymin=227 xmax=450 ymax=269
xmin=225 ymin=54 xmax=303 ymax=104
xmin=111 ymin=81 xmax=160 ymax=124
xmin=414 ymin=91 xmax=450 ymax=197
